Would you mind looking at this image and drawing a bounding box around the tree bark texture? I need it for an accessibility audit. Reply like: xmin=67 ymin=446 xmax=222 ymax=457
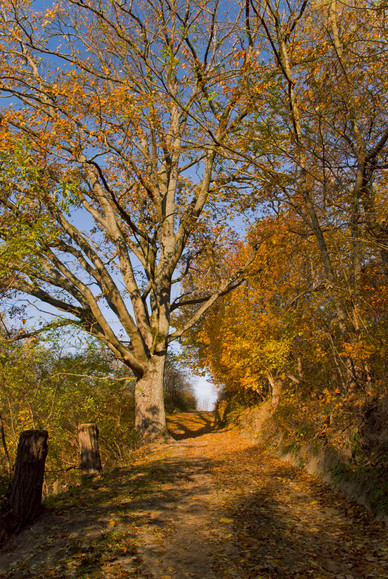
xmin=0 ymin=430 xmax=48 ymax=545
xmin=135 ymin=354 xmax=167 ymax=441
xmin=268 ymin=374 xmax=283 ymax=409
xmin=78 ymin=423 xmax=102 ymax=475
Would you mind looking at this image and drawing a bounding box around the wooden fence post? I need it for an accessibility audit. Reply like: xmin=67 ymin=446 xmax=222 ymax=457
xmin=78 ymin=423 xmax=102 ymax=475
xmin=0 ymin=429 xmax=48 ymax=545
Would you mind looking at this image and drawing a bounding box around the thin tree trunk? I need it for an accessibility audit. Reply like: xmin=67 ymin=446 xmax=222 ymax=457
xmin=0 ymin=430 xmax=48 ymax=545
xmin=135 ymin=354 xmax=168 ymax=441
xmin=0 ymin=413 xmax=11 ymax=479
xmin=327 ymin=332 xmax=347 ymax=392
xmin=270 ymin=8 xmax=362 ymax=391
xmin=78 ymin=424 xmax=102 ymax=475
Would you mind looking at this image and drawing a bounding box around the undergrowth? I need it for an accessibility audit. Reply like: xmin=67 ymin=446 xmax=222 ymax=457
xmin=221 ymin=385 xmax=388 ymax=517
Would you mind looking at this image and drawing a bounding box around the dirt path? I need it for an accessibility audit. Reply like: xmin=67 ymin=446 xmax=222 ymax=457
xmin=0 ymin=412 xmax=387 ymax=578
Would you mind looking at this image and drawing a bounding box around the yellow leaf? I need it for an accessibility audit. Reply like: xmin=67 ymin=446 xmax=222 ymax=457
xmin=220 ymin=518 xmax=233 ymax=524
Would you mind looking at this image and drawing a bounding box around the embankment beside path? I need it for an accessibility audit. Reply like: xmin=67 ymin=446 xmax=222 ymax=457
xmin=229 ymin=401 xmax=388 ymax=521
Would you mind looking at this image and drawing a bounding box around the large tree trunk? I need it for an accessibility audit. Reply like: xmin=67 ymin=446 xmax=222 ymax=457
xmin=0 ymin=430 xmax=48 ymax=545
xmin=135 ymin=354 xmax=167 ymax=441
xmin=78 ymin=424 xmax=102 ymax=475
xmin=267 ymin=373 xmax=283 ymax=409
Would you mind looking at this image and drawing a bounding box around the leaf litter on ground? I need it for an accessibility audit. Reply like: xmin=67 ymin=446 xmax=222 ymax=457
xmin=0 ymin=411 xmax=387 ymax=578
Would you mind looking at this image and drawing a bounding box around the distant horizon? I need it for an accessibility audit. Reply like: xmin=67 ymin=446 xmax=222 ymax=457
xmin=191 ymin=375 xmax=217 ymax=411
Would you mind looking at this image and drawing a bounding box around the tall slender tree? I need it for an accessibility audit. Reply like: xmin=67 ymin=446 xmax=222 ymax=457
xmin=242 ymin=0 xmax=388 ymax=388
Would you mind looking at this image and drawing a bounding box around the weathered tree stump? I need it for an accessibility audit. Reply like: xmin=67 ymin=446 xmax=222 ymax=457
xmin=0 ymin=430 xmax=48 ymax=545
xmin=78 ymin=423 xmax=102 ymax=475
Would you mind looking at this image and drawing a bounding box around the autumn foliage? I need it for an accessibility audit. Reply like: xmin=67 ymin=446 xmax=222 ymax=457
xmin=175 ymin=2 xmax=387 ymax=480
xmin=0 ymin=0 xmax=387 ymax=455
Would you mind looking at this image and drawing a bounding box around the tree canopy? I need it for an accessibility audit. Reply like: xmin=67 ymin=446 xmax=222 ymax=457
xmin=0 ymin=0 xmax=260 ymax=438
xmin=0 ymin=0 xmax=387 ymax=438
xmin=179 ymin=0 xmax=388 ymax=398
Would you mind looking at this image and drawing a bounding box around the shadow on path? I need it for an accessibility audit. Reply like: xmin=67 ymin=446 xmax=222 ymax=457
xmin=210 ymin=443 xmax=388 ymax=578
xmin=167 ymin=410 xmax=218 ymax=440
xmin=1 ymin=413 xmax=387 ymax=578
xmin=0 ymin=441 xmax=218 ymax=578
